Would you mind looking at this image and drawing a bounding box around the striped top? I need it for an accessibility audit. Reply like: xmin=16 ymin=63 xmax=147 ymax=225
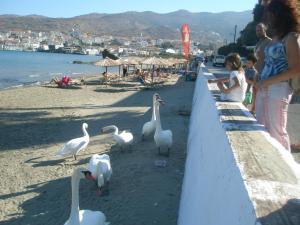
xmin=260 ymin=41 xmax=288 ymax=81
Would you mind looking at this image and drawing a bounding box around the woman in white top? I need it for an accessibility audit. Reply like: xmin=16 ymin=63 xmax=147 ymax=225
xmin=208 ymin=53 xmax=247 ymax=102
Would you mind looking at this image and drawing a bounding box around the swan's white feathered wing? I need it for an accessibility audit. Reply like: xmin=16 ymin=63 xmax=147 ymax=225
xmin=119 ymin=131 xmax=133 ymax=144
xmin=79 ymin=209 xmax=109 ymax=225
xmin=142 ymin=121 xmax=156 ymax=137
xmin=56 ymin=136 xmax=89 ymax=157
xmin=112 ymin=131 xmax=133 ymax=146
xmin=88 ymin=154 xmax=112 ymax=183
xmin=64 ymin=210 xmax=108 ymax=225
xmin=154 ymin=130 xmax=173 ymax=148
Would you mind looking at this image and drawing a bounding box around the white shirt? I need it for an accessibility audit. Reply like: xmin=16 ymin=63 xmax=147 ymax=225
xmin=224 ymin=70 xmax=247 ymax=102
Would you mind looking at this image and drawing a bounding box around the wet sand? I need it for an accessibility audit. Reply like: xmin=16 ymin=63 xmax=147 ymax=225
xmin=0 ymin=75 xmax=194 ymax=225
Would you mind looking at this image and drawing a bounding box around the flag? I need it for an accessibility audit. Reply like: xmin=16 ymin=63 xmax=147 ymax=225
xmin=181 ymin=24 xmax=190 ymax=60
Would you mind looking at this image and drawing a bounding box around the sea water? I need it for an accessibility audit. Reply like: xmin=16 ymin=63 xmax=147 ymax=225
xmin=0 ymin=51 xmax=117 ymax=89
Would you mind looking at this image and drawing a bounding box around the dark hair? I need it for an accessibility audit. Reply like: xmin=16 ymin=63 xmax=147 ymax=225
xmin=225 ymin=53 xmax=242 ymax=71
xmin=246 ymin=54 xmax=258 ymax=64
xmin=267 ymin=0 xmax=300 ymax=38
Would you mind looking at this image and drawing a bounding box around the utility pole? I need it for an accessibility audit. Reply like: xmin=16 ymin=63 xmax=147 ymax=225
xmin=233 ymin=25 xmax=237 ymax=43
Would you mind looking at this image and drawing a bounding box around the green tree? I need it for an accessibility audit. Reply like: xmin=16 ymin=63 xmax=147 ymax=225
xmin=218 ymin=0 xmax=266 ymax=53
xmin=161 ymin=42 xmax=174 ymax=49
xmin=239 ymin=1 xmax=265 ymax=46
xmin=218 ymin=43 xmax=248 ymax=57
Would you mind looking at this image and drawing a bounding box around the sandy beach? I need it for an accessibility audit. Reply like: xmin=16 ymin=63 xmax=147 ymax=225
xmin=0 ymin=75 xmax=194 ymax=225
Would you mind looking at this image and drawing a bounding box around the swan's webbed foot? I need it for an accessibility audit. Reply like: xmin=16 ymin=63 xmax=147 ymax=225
xmin=96 ymin=187 xmax=103 ymax=196
xmin=102 ymin=188 xmax=110 ymax=196
xmin=96 ymin=185 xmax=110 ymax=196
xmin=166 ymin=148 xmax=170 ymax=157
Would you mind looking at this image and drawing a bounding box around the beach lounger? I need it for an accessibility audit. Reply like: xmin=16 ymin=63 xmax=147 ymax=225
xmin=138 ymin=76 xmax=164 ymax=87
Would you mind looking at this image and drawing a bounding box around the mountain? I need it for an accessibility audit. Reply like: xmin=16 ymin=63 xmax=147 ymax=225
xmin=0 ymin=10 xmax=253 ymax=40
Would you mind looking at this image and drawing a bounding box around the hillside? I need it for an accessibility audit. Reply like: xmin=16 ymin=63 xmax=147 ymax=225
xmin=0 ymin=10 xmax=252 ymax=40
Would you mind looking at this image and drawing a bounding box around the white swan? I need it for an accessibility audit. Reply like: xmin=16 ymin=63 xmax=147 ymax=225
xmin=87 ymin=154 xmax=112 ymax=194
xmin=64 ymin=167 xmax=109 ymax=225
xmin=154 ymin=96 xmax=173 ymax=156
xmin=56 ymin=123 xmax=89 ymax=160
xmin=101 ymin=125 xmax=133 ymax=148
xmin=142 ymin=93 xmax=160 ymax=140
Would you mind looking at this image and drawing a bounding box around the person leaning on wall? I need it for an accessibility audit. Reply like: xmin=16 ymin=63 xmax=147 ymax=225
xmin=254 ymin=0 xmax=300 ymax=151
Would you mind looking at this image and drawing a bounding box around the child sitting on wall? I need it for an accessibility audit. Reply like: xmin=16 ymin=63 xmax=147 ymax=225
xmin=244 ymin=54 xmax=258 ymax=111
xmin=208 ymin=53 xmax=247 ymax=102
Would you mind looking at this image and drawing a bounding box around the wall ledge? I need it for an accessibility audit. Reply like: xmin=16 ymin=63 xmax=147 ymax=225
xmin=178 ymin=68 xmax=300 ymax=225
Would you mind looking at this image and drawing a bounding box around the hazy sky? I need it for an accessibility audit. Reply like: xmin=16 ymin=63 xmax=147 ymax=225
xmin=1 ymin=0 xmax=257 ymax=17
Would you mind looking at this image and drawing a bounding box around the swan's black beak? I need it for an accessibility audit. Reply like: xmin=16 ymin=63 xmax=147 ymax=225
xmin=158 ymin=99 xmax=165 ymax=105
xmin=82 ymin=170 xmax=95 ymax=180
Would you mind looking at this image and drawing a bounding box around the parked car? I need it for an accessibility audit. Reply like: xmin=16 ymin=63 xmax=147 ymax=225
xmin=213 ymin=55 xmax=226 ymax=67
xmin=241 ymin=57 xmax=247 ymax=68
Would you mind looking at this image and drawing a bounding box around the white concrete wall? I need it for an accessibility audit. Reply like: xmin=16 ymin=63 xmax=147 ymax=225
xmin=178 ymin=72 xmax=257 ymax=225
xmin=178 ymin=69 xmax=300 ymax=225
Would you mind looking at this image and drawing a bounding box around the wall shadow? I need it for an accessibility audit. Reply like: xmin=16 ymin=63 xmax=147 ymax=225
xmin=257 ymin=199 xmax=300 ymax=225
xmin=0 ymin=78 xmax=186 ymax=151
xmin=0 ymin=110 xmax=145 ymax=151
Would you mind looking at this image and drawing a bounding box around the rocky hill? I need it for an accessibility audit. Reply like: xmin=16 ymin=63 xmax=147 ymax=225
xmin=0 ymin=10 xmax=252 ymax=40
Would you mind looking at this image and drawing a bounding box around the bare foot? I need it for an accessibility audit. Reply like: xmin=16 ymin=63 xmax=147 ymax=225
xmin=291 ymin=143 xmax=300 ymax=153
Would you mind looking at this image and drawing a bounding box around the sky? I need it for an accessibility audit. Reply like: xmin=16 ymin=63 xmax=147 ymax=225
xmin=0 ymin=0 xmax=257 ymax=17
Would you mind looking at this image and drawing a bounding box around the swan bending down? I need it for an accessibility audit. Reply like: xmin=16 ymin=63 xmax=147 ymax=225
xmin=87 ymin=154 xmax=112 ymax=194
xmin=154 ymin=96 xmax=173 ymax=156
xmin=56 ymin=123 xmax=89 ymax=160
xmin=101 ymin=125 xmax=133 ymax=148
xmin=142 ymin=93 xmax=160 ymax=140
xmin=64 ymin=167 xmax=109 ymax=225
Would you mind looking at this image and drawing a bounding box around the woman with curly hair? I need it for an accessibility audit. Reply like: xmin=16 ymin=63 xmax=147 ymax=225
xmin=255 ymin=0 xmax=300 ymax=151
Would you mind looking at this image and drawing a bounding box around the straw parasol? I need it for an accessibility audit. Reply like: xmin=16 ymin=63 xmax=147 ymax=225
xmin=167 ymin=58 xmax=179 ymax=65
xmin=94 ymin=57 xmax=122 ymax=73
xmin=178 ymin=58 xmax=188 ymax=64
xmin=141 ymin=57 xmax=166 ymax=66
xmin=118 ymin=57 xmax=140 ymax=65
xmin=159 ymin=58 xmax=174 ymax=67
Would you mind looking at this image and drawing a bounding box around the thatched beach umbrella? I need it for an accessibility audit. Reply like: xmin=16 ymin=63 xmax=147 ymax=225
xmin=141 ymin=57 xmax=172 ymax=82
xmin=167 ymin=58 xmax=179 ymax=65
xmin=94 ymin=58 xmax=121 ymax=73
xmin=160 ymin=58 xmax=174 ymax=67
xmin=141 ymin=57 xmax=165 ymax=66
xmin=119 ymin=57 xmax=140 ymax=65
xmin=178 ymin=58 xmax=188 ymax=64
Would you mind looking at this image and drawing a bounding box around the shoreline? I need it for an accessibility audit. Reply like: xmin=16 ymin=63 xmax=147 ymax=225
xmin=0 ymin=73 xmax=104 ymax=91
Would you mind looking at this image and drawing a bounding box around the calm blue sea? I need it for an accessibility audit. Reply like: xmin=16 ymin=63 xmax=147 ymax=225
xmin=0 ymin=51 xmax=113 ymax=89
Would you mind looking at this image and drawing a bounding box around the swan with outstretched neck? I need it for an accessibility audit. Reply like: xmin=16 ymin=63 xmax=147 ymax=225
xmin=101 ymin=125 xmax=133 ymax=148
xmin=142 ymin=93 xmax=160 ymax=140
xmin=64 ymin=167 xmax=109 ymax=225
xmin=56 ymin=123 xmax=89 ymax=160
xmin=154 ymin=96 xmax=173 ymax=156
